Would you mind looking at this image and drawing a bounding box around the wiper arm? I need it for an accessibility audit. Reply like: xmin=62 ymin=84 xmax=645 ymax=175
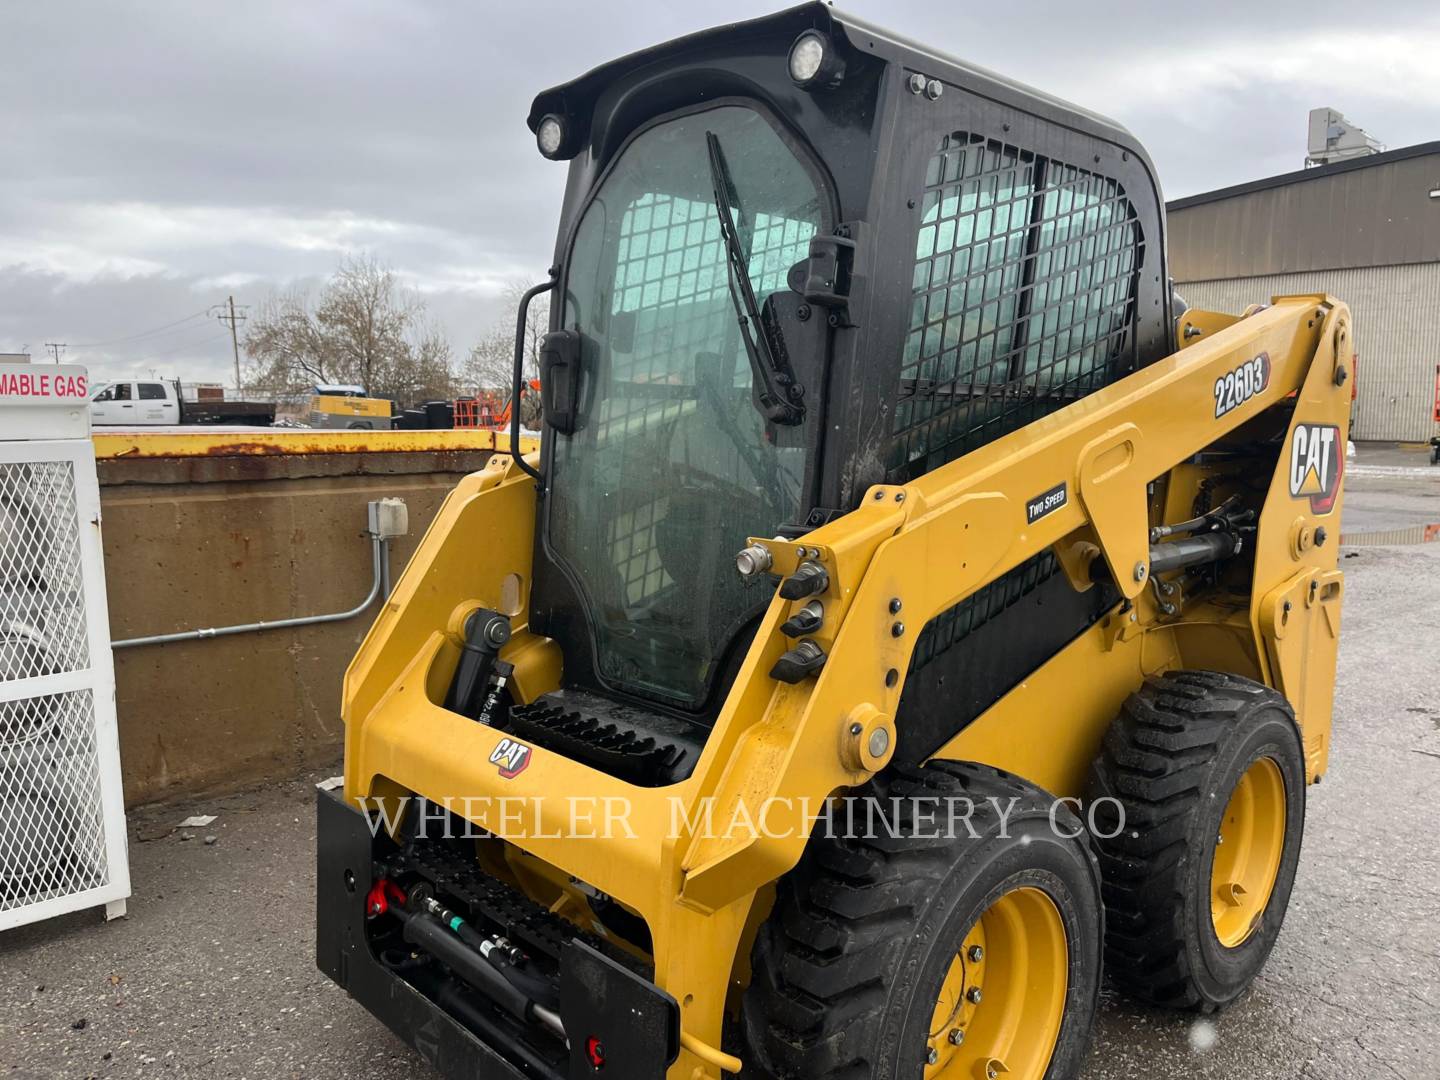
xmin=705 ymin=131 xmax=804 ymax=426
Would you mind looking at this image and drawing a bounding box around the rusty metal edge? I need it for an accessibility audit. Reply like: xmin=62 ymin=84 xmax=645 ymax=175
xmin=92 ymin=428 xmax=541 ymax=460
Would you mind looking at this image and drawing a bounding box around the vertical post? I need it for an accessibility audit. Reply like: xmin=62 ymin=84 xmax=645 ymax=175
xmin=227 ymin=296 xmax=243 ymax=395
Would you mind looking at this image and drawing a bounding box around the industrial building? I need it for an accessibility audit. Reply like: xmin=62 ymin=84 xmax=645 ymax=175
xmin=1167 ymin=139 xmax=1440 ymax=442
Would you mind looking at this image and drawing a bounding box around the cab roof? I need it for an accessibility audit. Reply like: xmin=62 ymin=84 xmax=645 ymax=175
xmin=527 ymin=3 xmax=1150 ymax=166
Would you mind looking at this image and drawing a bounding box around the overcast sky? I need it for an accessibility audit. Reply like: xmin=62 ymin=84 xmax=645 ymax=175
xmin=3 ymin=1 xmax=1436 ymax=389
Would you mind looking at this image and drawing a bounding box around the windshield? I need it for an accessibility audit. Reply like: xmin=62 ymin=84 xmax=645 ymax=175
xmin=549 ymin=104 xmax=825 ymax=706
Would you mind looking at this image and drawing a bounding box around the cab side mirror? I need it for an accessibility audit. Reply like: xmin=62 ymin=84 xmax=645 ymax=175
xmin=539 ymin=329 xmax=582 ymax=435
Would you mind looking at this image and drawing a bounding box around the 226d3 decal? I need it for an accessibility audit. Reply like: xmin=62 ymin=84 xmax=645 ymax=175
xmin=1289 ymin=423 xmax=1342 ymax=514
xmin=1214 ymin=352 xmax=1271 ymax=418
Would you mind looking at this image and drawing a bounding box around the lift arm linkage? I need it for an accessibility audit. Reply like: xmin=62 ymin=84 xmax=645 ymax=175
xmin=678 ymin=294 xmax=1352 ymax=912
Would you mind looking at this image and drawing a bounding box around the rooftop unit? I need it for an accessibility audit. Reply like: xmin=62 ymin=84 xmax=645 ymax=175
xmin=1306 ymin=107 xmax=1384 ymax=167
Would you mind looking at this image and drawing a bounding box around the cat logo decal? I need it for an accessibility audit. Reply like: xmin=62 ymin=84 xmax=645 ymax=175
xmin=1288 ymin=423 xmax=1342 ymax=514
xmin=489 ymin=737 xmax=533 ymax=779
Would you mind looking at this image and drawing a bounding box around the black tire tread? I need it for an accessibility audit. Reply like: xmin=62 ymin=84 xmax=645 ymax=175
xmin=744 ymin=761 xmax=1090 ymax=1079
xmin=1087 ymin=669 xmax=1296 ymax=1012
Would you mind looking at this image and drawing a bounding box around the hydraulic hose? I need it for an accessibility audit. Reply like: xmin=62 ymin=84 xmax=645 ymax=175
xmin=396 ymin=908 xmax=535 ymax=1023
xmin=422 ymin=891 xmax=560 ymax=1011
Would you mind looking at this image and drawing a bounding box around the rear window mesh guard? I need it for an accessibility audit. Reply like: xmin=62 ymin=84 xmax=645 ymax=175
xmin=896 ymin=131 xmax=1142 ymax=669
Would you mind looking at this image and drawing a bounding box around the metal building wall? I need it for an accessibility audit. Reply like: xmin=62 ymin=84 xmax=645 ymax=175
xmin=1176 ymin=264 xmax=1440 ymax=442
xmin=1167 ymin=145 xmax=1440 ymax=281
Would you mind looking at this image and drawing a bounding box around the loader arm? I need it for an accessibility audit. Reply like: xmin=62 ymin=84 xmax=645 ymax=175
xmin=677 ymin=294 xmax=1351 ymax=912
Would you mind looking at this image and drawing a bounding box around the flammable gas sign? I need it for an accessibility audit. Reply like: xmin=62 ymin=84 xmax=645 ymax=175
xmin=0 ymin=365 xmax=91 ymax=406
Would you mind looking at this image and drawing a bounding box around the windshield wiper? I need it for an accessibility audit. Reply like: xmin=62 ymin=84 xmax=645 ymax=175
xmin=704 ymin=131 xmax=804 ymax=426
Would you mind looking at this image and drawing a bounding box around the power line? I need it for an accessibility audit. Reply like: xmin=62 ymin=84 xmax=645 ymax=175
xmin=150 ymin=329 xmax=231 ymax=359
xmin=44 ymin=342 xmax=66 ymax=364
xmin=129 ymin=328 xmax=231 ymax=362
xmin=72 ymin=311 xmax=210 ymax=349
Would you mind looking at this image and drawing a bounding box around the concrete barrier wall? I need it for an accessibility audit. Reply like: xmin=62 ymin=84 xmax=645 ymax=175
xmin=95 ymin=431 xmax=525 ymax=806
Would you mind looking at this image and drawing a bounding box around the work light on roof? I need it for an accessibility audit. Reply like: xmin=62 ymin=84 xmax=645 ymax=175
xmin=788 ymin=30 xmax=844 ymax=89
xmin=536 ymin=115 xmax=566 ymax=159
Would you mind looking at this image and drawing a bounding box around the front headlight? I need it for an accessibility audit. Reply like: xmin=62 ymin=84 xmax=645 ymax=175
xmin=787 ymin=30 xmax=845 ymax=89
xmin=536 ymin=114 xmax=567 ymax=159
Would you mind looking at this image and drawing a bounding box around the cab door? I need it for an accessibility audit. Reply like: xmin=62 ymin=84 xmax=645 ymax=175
xmin=90 ymin=382 xmax=135 ymax=424
xmin=111 ymin=382 xmax=139 ymax=423
xmin=136 ymin=382 xmax=179 ymax=424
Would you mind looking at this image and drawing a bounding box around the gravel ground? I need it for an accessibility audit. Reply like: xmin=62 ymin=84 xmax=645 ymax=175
xmin=2 ymin=460 xmax=1437 ymax=1079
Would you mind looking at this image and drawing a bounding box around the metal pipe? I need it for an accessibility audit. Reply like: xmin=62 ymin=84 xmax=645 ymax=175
xmin=1148 ymin=531 xmax=1241 ymax=576
xmin=113 ymin=537 xmax=386 ymax=649
xmin=379 ymin=538 xmax=393 ymax=599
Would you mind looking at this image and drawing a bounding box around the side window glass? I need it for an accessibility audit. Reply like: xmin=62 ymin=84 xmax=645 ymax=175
xmin=94 ymin=387 xmax=115 ymax=402
xmin=892 ymin=131 xmax=1141 ymax=480
xmin=115 ymin=383 xmax=133 ymax=401
xmin=138 ymin=383 xmax=167 ymax=400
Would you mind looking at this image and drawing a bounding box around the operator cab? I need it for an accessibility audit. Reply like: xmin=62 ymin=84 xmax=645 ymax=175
xmin=491 ymin=3 xmax=1171 ymax=784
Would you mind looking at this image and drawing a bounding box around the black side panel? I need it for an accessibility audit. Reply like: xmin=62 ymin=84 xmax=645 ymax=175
xmin=893 ymin=555 xmax=1117 ymax=765
xmin=315 ymin=788 xmax=534 ymax=1080
xmin=560 ymin=944 xmax=680 ymax=1080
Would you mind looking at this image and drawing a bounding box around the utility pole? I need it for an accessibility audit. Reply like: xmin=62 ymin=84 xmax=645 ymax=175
xmin=213 ymin=296 xmax=248 ymax=395
xmin=44 ymin=343 xmax=66 ymax=364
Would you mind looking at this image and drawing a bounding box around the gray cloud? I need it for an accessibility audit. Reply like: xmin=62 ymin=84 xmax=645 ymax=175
xmin=3 ymin=0 xmax=1436 ymax=385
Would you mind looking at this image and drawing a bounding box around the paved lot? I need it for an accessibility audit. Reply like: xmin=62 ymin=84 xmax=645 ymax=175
xmin=3 ymin=452 xmax=1437 ymax=1079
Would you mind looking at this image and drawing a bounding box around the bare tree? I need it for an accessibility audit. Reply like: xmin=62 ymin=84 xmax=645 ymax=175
xmin=462 ymin=278 xmax=550 ymax=394
xmin=244 ymin=254 xmax=454 ymax=406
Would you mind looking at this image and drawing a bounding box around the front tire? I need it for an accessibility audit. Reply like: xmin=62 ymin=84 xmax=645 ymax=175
xmin=1086 ymin=670 xmax=1306 ymax=1012
xmin=743 ymin=762 xmax=1103 ymax=1079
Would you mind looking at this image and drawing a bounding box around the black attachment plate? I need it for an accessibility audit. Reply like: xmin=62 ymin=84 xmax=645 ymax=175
xmin=560 ymin=942 xmax=679 ymax=1080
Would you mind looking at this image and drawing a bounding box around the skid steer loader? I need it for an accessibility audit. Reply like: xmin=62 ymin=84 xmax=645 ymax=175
xmin=316 ymin=6 xmax=1350 ymax=1078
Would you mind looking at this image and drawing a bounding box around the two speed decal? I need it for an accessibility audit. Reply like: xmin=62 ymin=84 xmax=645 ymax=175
xmin=1026 ymin=482 xmax=1068 ymax=524
xmin=1213 ymin=353 xmax=1271 ymax=419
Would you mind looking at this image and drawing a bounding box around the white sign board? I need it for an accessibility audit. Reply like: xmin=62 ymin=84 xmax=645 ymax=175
xmin=0 ymin=365 xmax=93 ymax=441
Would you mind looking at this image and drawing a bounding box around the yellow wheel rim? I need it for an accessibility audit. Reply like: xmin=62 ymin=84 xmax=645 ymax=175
xmin=925 ymin=887 xmax=1068 ymax=1080
xmin=1210 ymin=756 xmax=1287 ymax=948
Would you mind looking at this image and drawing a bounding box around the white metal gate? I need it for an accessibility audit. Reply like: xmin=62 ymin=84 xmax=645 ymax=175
xmin=1 ymin=368 xmax=130 ymax=931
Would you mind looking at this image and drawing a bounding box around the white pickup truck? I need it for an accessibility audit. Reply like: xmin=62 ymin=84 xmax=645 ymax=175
xmin=89 ymin=379 xmax=275 ymax=426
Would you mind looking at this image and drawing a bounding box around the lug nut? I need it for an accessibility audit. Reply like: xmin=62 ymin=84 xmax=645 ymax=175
xmin=948 ymin=1029 xmax=965 ymax=1046
xmin=968 ymin=945 xmax=984 ymax=962
xmin=967 ymin=987 xmax=983 ymax=1004
xmin=926 ymin=1047 xmax=939 ymax=1065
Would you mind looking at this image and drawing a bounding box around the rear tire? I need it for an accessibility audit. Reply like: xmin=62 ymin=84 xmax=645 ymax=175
xmin=1086 ymin=670 xmax=1306 ymax=1012
xmin=743 ymin=761 xmax=1102 ymax=1080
